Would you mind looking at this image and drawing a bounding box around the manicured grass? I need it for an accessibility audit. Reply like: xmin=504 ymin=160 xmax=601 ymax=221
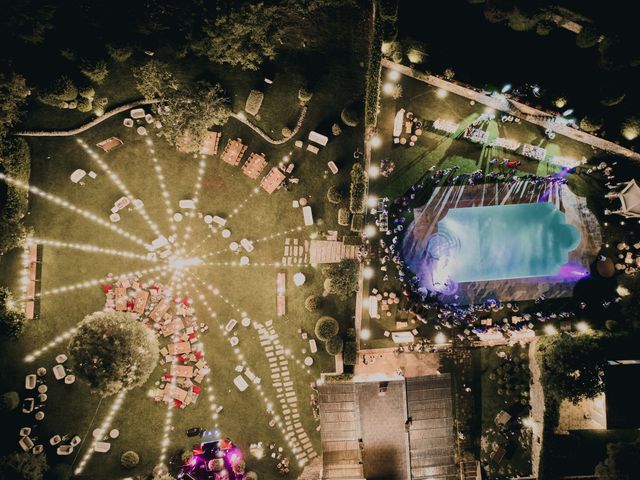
xmin=0 ymin=7 xmax=369 ymax=477
xmin=371 ymin=69 xmax=596 ymax=199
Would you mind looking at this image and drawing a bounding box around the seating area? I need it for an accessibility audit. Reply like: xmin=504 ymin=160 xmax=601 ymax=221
xmin=103 ymin=275 xmax=209 ymax=409
xmin=242 ymin=152 xmax=268 ymax=179
xmin=221 ymin=138 xmax=248 ymax=166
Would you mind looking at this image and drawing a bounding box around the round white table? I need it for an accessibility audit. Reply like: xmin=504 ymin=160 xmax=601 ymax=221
xmin=35 ymin=411 xmax=45 ymax=421
xmin=229 ymin=242 xmax=239 ymax=252
xmin=173 ymin=213 xmax=183 ymax=222
xmin=241 ymin=317 xmax=251 ymax=327
xmin=221 ymin=229 xmax=231 ymax=238
xmin=136 ymin=126 xmax=147 ymax=135
xmin=64 ymin=375 xmax=76 ymax=384
xmin=109 ymin=429 xmax=120 ymax=439
xmin=37 ymin=367 xmax=46 ymax=377
xmin=204 ymin=215 xmax=213 ymax=224
xmin=92 ymin=428 xmax=105 ymax=440
xmin=109 ymin=213 xmax=120 ymax=223
xmin=304 ymin=356 xmax=314 ymax=366
xmin=240 ymin=256 xmax=249 ymax=265
xmin=38 ymin=385 xmax=47 ymax=394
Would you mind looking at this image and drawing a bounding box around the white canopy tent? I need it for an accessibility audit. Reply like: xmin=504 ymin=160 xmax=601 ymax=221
xmin=612 ymin=179 xmax=640 ymax=218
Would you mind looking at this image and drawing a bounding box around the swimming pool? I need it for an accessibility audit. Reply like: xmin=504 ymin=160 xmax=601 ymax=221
xmin=427 ymin=202 xmax=581 ymax=283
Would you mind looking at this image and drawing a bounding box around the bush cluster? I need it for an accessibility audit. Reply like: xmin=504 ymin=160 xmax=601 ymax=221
xmin=349 ymin=163 xmax=367 ymax=214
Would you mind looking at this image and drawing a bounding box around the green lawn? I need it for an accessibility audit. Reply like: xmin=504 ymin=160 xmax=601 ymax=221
xmin=371 ymin=68 xmax=597 ymax=199
xmin=0 ymin=9 xmax=368 ymax=477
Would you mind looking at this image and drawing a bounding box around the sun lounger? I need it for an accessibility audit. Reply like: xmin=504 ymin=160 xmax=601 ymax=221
xmin=25 ymin=374 xmax=36 ymax=390
xmin=19 ymin=436 xmax=34 ymax=452
xmin=93 ymin=442 xmax=111 ymax=453
xmin=53 ymin=364 xmax=66 ymax=380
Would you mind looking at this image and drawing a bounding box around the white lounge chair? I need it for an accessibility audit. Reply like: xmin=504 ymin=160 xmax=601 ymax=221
xmin=57 ymin=445 xmax=74 ymax=456
xmin=94 ymin=442 xmax=111 ymax=453
xmin=53 ymin=365 xmax=66 ymax=380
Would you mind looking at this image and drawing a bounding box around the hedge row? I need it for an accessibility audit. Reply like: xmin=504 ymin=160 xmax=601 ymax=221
xmin=365 ymin=8 xmax=383 ymax=127
xmin=349 ymin=163 xmax=367 ymax=214
xmin=0 ymin=138 xmax=31 ymax=254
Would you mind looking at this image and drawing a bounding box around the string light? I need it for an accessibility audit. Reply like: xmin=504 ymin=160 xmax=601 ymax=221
xmin=76 ymin=139 xmax=163 ymax=238
xmin=31 ymin=238 xmax=157 ymax=262
xmin=0 ymin=172 xmax=147 ymax=247
xmin=144 ymin=138 xmax=176 ymax=233
xmin=74 ymin=390 xmax=127 ymax=475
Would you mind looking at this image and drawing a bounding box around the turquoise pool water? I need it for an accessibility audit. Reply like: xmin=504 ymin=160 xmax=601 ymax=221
xmin=429 ymin=202 xmax=581 ymax=283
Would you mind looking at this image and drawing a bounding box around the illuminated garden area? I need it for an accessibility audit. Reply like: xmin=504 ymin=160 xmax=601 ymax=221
xmin=2 ymin=1 xmax=640 ymax=480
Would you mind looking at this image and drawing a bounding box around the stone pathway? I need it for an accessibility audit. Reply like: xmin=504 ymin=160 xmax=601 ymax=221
xmin=255 ymin=319 xmax=318 ymax=464
xmin=528 ymin=339 xmax=545 ymax=478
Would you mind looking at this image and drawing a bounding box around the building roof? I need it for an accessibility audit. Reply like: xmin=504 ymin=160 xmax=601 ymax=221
xmin=605 ymin=360 xmax=640 ymax=429
xmin=317 ymin=375 xmax=456 ymax=480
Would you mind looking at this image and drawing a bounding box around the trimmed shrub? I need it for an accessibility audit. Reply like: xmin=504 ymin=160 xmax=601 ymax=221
xmin=327 ymin=185 xmax=343 ymax=205
xmin=580 ymin=115 xmax=603 ymax=132
xmin=106 ymin=44 xmax=133 ymax=62
xmin=325 ymin=336 xmax=344 ymax=356
xmin=121 ymin=451 xmax=140 ymax=469
xmin=245 ymin=90 xmax=264 ymax=116
xmin=349 ymin=163 xmax=367 ymax=214
xmin=80 ymin=59 xmax=109 ymax=84
xmin=443 ymin=68 xmax=455 ymax=80
xmin=315 ymin=316 xmax=339 ymax=341
xmin=281 ymin=127 xmax=292 ymax=138
xmin=536 ymin=20 xmax=554 ymax=35
xmin=304 ymin=295 xmax=322 ymax=313
xmin=79 ymin=86 xmax=95 ymax=99
xmin=0 ymin=391 xmax=19 ymax=412
xmin=576 ymin=24 xmax=600 ymax=49
xmin=343 ymin=341 xmax=357 ymax=365
xmin=346 ymin=327 xmax=356 ymax=340
xmin=338 ymin=208 xmax=350 ymax=226
xmin=350 ymin=214 xmax=364 ymax=232
xmin=77 ymin=97 xmax=93 ymax=113
xmin=331 ymin=123 xmax=342 ymax=136
xmin=600 ymin=92 xmax=625 ymax=107
xmin=322 ymin=259 xmax=359 ymax=300
xmin=341 ymin=108 xmax=359 ymax=127
xmin=621 ymin=116 xmax=640 ymax=140
xmin=38 ymin=75 xmax=77 ymax=107
xmin=605 ymin=319 xmax=619 ymax=332
xmin=246 ymin=472 xmax=258 ymax=480
xmin=298 ymin=87 xmax=313 ymax=104
xmin=553 ymin=96 xmax=567 ymax=109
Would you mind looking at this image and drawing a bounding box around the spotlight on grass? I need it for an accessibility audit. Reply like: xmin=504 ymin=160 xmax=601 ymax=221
xmin=360 ymin=328 xmax=371 ymax=340
xmin=383 ymin=82 xmax=394 ymax=95
xmin=436 ymin=88 xmax=447 ymax=98
xmin=364 ymin=225 xmax=377 ymax=238
xmin=368 ymin=165 xmax=380 ymax=178
xmin=387 ymin=70 xmax=400 ymax=81
xmin=363 ymin=266 xmax=374 ymax=279
xmin=370 ymin=136 xmax=382 ymax=148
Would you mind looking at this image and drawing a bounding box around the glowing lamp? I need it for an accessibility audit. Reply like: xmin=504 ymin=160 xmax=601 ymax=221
xmin=434 ymin=332 xmax=447 ymax=344
xmin=368 ymin=165 xmax=380 ymax=178
xmin=436 ymin=88 xmax=447 ymax=98
xmin=544 ymin=324 xmax=558 ymax=336
xmin=387 ymin=70 xmax=400 ymax=81
xmin=575 ymin=321 xmax=590 ymax=333
xmin=370 ymin=136 xmax=382 ymax=148
xmin=363 ymin=266 xmax=374 ymax=279
xmin=360 ymin=328 xmax=371 ymax=340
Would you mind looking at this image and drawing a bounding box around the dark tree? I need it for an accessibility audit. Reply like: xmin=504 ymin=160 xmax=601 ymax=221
xmin=537 ymin=332 xmax=608 ymax=403
xmin=322 ymin=259 xmax=360 ymax=300
xmin=594 ymin=438 xmax=640 ymax=480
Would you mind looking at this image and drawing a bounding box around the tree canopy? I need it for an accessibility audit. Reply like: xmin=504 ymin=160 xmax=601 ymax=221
xmin=594 ymin=438 xmax=640 ymax=480
xmin=69 ymin=311 xmax=159 ymax=397
xmin=158 ymin=81 xmax=231 ymax=153
xmin=0 ymin=287 xmax=26 ymax=339
xmin=0 ymin=452 xmax=48 ymax=480
xmin=193 ymin=2 xmax=281 ymax=71
xmin=134 ymin=60 xmax=179 ymax=101
xmin=0 ymin=72 xmax=29 ymax=140
xmin=537 ymin=332 xmax=608 ymax=404
xmin=322 ymin=259 xmax=360 ymax=300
